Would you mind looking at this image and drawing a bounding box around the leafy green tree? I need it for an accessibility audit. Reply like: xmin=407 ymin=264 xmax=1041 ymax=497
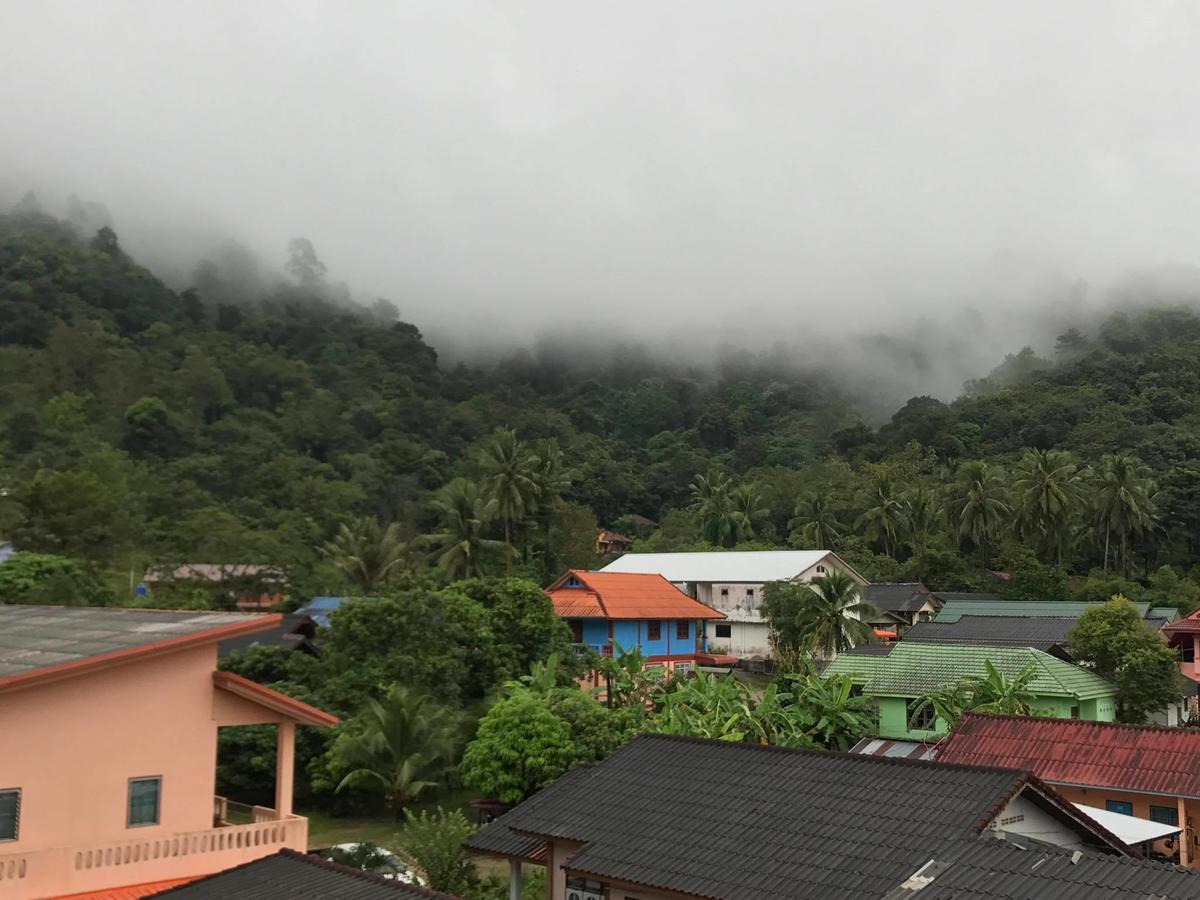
xmin=0 ymin=551 xmax=110 ymax=605
xmin=1012 ymin=448 xmax=1084 ymax=565
xmin=320 ymin=517 xmax=408 ymax=593
xmin=761 ymin=571 xmax=878 ymax=658
xmin=454 ymin=578 xmax=575 ymax=681
xmin=460 ymin=691 xmax=576 ymax=804
xmin=1067 ymin=597 xmax=1183 ymax=723
xmin=479 ymin=428 xmax=541 ymax=555
xmin=331 ymin=686 xmax=462 ymax=817
xmin=123 ymin=396 xmax=181 ymax=458
xmin=395 ymin=807 xmax=480 ymax=896
xmin=788 ymin=488 xmax=845 ymax=549
xmin=1092 ymin=452 xmax=1157 ymax=576
xmin=598 ymin=642 xmax=665 ymax=708
xmin=424 ymin=479 xmax=508 ymax=580
xmin=1000 ymin=551 xmax=1073 ymax=603
xmin=787 ymin=671 xmax=876 ymax=751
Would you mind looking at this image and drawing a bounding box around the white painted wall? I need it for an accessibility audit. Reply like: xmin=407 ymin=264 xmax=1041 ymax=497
xmin=990 ymin=794 xmax=1088 ymax=851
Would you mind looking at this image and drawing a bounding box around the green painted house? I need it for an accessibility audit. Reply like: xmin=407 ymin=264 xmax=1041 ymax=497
xmin=823 ymin=642 xmax=1117 ymax=741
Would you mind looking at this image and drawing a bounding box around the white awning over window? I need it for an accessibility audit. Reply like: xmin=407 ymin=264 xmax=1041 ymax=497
xmin=1073 ymin=803 xmax=1182 ymax=845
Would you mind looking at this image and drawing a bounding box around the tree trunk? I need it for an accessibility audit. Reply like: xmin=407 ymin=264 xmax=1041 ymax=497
xmin=1103 ymin=527 xmax=1110 ymax=574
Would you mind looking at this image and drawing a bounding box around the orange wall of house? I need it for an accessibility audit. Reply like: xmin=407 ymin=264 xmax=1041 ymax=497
xmin=1055 ymin=784 xmax=1200 ymax=865
xmin=0 ymin=645 xmax=221 ymax=851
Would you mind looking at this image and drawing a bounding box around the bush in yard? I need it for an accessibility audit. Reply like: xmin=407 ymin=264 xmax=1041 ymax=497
xmin=395 ymin=807 xmax=480 ymax=896
xmin=460 ymin=691 xmax=576 ymax=804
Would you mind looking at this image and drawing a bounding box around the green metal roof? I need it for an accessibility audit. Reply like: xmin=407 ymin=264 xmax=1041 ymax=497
xmin=935 ymin=599 xmax=1151 ymax=623
xmin=823 ymin=642 xmax=1115 ymax=701
xmin=821 ymin=651 xmax=891 ymax=683
xmin=1148 ymin=606 xmax=1179 ymax=623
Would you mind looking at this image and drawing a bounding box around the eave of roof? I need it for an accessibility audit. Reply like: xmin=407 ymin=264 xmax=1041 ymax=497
xmin=0 ymin=612 xmax=282 ymax=695
xmin=212 ymin=671 xmax=338 ymax=727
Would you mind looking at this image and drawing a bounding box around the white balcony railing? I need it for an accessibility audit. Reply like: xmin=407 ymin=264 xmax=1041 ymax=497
xmin=0 ymin=803 xmax=307 ymax=900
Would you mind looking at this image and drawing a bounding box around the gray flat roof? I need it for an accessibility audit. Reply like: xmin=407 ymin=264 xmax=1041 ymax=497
xmin=0 ymin=606 xmax=270 ymax=679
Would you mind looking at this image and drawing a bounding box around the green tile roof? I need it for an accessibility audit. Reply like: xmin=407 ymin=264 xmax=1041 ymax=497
xmin=1148 ymin=606 xmax=1179 ymax=623
xmin=935 ymin=599 xmax=1151 ymax=623
xmin=823 ymin=642 xmax=1114 ymax=701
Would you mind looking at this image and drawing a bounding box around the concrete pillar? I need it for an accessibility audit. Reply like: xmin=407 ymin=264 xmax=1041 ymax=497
xmin=508 ymin=859 xmax=523 ymax=900
xmin=275 ymin=720 xmax=296 ymax=818
xmin=1180 ymin=797 xmax=1190 ymax=868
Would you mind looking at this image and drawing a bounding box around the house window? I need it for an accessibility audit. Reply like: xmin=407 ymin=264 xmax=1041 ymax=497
xmin=1105 ymin=800 xmax=1134 ymax=817
xmin=646 ymin=621 xmax=662 ymax=641
xmin=128 ymin=777 xmax=161 ymax=827
xmin=720 ymin=588 xmax=729 ymax=598
xmin=676 ymin=621 xmax=689 ymax=640
xmin=907 ymin=699 xmax=936 ymax=732
xmin=568 ymin=619 xmax=584 ymax=643
xmin=746 ymin=588 xmax=755 ymax=599
xmin=918 ymin=611 xmax=931 ymax=622
xmin=715 ymin=623 xmax=732 ymax=638
xmin=0 ymin=790 xmax=19 ymax=841
xmin=1070 ymin=706 xmax=1080 ymax=719
xmin=1150 ymin=805 xmax=1180 ymax=827
xmin=817 ymin=565 xmax=827 ymax=573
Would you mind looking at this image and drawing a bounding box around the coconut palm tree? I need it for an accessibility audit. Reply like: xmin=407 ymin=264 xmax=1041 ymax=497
xmin=789 ymin=488 xmax=845 ymax=549
xmin=1012 ymin=449 xmax=1084 ymax=565
xmin=729 ymin=483 xmax=770 ymax=543
xmin=333 ymin=686 xmax=461 ymax=817
xmin=900 ymin=487 xmax=941 ymax=565
xmin=688 ymin=471 xmax=739 ymax=547
xmin=423 ymin=478 xmax=508 ymax=579
xmin=1092 ymin=452 xmax=1157 ymax=576
xmin=478 ymin=427 xmax=541 ymax=556
xmin=319 ymin=517 xmax=408 ymax=593
xmin=793 ymin=570 xmax=879 ymax=658
xmin=945 ymin=461 xmax=1010 ymax=568
xmin=855 ymin=469 xmax=903 ymax=557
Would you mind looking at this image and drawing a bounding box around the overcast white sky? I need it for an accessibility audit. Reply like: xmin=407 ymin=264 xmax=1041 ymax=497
xmin=4 ymin=1 xmax=1200 ymax=391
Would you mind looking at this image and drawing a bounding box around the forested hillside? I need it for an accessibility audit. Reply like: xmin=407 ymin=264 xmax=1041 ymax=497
xmin=3 ymin=203 xmax=1200 ymax=609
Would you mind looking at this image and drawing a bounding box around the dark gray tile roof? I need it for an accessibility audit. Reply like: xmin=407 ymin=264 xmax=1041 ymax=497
xmin=0 ymin=606 xmax=268 ymax=679
xmin=864 ymin=583 xmax=933 ymax=613
xmin=902 ymin=616 xmax=1075 ymax=651
xmin=149 ymin=849 xmax=458 ymax=899
xmin=885 ymin=834 xmax=1200 ymax=900
xmin=218 ymin=613 xmax=320 ymax=658
xmin=467 ymin=733 xmax=1037 ymax=900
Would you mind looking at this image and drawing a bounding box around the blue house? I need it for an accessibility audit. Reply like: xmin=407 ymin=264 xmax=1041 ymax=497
xmin=545 ymin=570 xmax=727 ymax=672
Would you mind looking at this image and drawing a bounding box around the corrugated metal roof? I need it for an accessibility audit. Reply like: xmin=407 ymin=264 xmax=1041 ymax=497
xmin=546 ymin=571 xmax=725 ymax=620
xmin=939 ymin=713 xmax=1200 ymax=799
xmin=935 ymin=598 xmax=1151 ymax=623
xmin=903 ymin=616 xmax=1075 ymax=651
xmin=468 ymin=733 xmax=1047 ymax=900
xmin=598 ymin=550 xmax=851 ymax=583
xmin=889 ymin=833 xmax=1200 ymax=899
xmin=823 ymin=643 xmax=1114 ymax=700
xmin=0 ymin=606 xmax=272 ymax=679
xmin=148 ymin=850 xmax=458 ymax=898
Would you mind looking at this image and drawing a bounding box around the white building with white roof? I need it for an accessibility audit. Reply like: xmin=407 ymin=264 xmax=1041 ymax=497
xmin=598 ymin=550 xmax=867 ymax=659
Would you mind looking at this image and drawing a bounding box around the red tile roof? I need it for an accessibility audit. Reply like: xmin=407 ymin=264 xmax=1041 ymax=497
xmin=53 ymin=877 xmax=201 ymax=898
xmin=939 ymin=713 xmax=1200 ymax=799
xmin=1163 ymin=608 xmax=1200 ymax=635
xmin=546 ymin=570 xmax=725 ymax=620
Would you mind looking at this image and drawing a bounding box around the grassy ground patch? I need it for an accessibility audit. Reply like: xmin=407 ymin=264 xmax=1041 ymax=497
xmin=302 ymin=787 xmax=480 ymax=849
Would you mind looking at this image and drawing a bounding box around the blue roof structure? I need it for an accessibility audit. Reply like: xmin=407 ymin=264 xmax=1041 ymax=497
xmin=294 ymin=596 xmax=372 ymax=627
xmin=0 ymin=542 xmax=14 ymax=564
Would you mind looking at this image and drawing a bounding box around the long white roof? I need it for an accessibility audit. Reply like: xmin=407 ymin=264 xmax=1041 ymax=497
xmin=1073 ymin=803 xmax=1181 ymax=844
xmin=599 ymin=550 xmax=841 ymax=583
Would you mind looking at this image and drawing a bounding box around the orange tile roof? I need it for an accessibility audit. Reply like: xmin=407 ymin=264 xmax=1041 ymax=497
xmin=546 ymin=570 xmax=725 ymax=620
xmin=53 ymin=876 xmax=201 ymax=898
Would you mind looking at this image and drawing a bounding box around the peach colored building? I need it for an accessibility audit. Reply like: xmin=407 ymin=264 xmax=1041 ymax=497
xmin=0 ymin=606 xmax=337 ymax=900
